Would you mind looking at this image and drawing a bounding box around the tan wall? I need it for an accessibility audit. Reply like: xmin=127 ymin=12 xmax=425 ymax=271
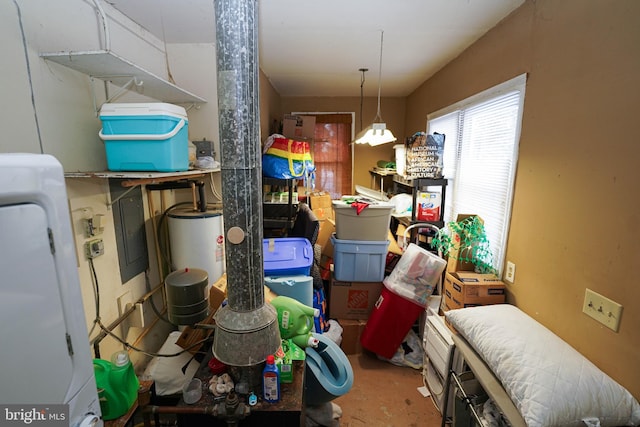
xmin=280 ymin=96 xmax=406 ymax=193
xmin=406 ymin=0 xmax=640 ymax=398
xmin=260 ymin=69 xmax=282 ymax=142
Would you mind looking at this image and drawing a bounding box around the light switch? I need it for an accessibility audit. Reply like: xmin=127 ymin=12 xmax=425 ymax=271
xmin=582 ymin=288 xmax=623 ymax=332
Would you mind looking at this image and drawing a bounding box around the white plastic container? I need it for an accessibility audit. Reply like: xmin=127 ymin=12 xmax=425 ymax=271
xmin=383 ymin=243 xmax=446 ymax=307
xmin=332 ymin=198 xmax=393 ymax=241
xmin=394 ymin=144 xmax=406 ymax=177
xmin=182 ymin=378 xmax=202 ymax=404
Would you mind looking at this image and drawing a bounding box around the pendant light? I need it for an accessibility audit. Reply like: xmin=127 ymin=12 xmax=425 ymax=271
xmin=354 ymin=30 xmax=397 ymax=146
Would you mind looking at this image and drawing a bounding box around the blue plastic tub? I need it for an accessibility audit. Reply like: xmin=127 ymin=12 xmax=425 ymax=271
xmin=263 ymin=237 xmax=313 ymax=277
xmin=330 ymin=233 xmax=389 ymax=282
xmin=99 ymin=103 xmax=189 ymax=172
xmin=264 ymin=275 xmax=313 ymax=307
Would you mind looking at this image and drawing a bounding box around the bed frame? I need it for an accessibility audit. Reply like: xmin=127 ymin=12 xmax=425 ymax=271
xmin=440 ymin=334 xmax=526 ymax=427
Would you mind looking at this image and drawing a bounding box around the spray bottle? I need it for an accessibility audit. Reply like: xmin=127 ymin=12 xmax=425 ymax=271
xmin=270 ymin=296 xmax=320 ymax=348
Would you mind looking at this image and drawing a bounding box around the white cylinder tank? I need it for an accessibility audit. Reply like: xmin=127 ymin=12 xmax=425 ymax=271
xmin=167 ymin=208 xmax=225 ymax=287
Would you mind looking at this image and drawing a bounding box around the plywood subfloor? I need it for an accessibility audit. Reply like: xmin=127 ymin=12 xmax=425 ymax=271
xmin=333 ymin=352 xmax=442 ymax=427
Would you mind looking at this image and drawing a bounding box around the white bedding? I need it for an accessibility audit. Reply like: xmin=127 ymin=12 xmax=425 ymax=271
xmin=445 ymin=305 xmax=640 ymax=427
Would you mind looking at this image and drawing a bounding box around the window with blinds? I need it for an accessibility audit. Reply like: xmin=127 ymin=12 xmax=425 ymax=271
xmin=427 ymin=74 xmax=526 ymax=274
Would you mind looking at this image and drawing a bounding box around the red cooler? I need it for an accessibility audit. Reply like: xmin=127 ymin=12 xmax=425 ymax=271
xmin=360 ymin=284 xmax=424 ymax=359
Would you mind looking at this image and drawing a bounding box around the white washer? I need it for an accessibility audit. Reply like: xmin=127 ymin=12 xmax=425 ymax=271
xmin=0 ymin=154 xmax=102 ymax=427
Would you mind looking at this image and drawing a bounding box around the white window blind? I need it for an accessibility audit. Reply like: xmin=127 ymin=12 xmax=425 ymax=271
xmin=427 ymin=74 xmax=526 ymax=274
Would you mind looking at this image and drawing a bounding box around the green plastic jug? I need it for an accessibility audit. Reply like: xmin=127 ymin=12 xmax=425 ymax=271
xmin=271 ymin=296 xmax=320 ymax=348
xmin=93 ymin=351 xmax=140 ymax=420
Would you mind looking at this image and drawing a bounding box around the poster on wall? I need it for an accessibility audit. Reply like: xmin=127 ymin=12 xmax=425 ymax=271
xmin=405 ymin=132 xmax=445 ymax=179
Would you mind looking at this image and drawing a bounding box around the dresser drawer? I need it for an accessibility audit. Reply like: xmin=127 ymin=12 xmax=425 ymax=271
xmin=424 ymin=315 xmax=454 ymax=377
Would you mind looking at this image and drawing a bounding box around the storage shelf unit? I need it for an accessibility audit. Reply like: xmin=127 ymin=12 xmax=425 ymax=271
xmin=368 ymin=168 xmax=396 ymax=198
xmin=40 ymin=50 xmax=206 ymax=104
xmin=263 ymin=176 xmax=298 ymax=232
xmin=393 ymin=175 xmax=447 ymax=229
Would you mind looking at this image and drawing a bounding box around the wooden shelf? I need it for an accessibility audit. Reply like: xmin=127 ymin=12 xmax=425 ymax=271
xmin=40 ymin=50 xmax=206 ymax=104
xmin=65 ymin=168 xmax=219 ymax=188
xmin=65 ymin=168 xmax=218 ymax=179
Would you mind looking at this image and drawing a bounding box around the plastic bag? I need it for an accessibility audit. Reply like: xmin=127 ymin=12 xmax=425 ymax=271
xmin=406 ymin=132 xmax=445 ymax=179
xmin=379 ymin=329 xmax=423 ymax=369
xmin=262 ymin=136 xmax=315 ymax=179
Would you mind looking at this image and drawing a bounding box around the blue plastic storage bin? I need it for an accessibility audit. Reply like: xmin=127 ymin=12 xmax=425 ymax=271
xmin=263 ymin=237 xmax=313 ymax=276
xmin=264 ymin=275 xmax=313 ymax=307
xmin=99 ymin=103 xmax=189 ymax=172
xmin=330 ymin=233 xmax=389 ymax=282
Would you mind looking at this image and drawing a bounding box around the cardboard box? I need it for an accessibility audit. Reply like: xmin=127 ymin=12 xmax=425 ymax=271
xmin=443 ymin=271 xmax=506 ymax=310
xmin=328 ymin=276 xmax=383 ymax=319
xmin=309 ymin=192 xmax=333 ymax=221
xmin=387 ymin=229 xmax=403 ymax=255
xmin=338 ymin=319 xmax=367 ymax=355
xmin=175 ymin=310 xmax=215 ymax=354
xmin=209 ymin=284 xmax=226 ymax=312
xmin=395 ymin=223 xmax=408 ymax=250
xmin=274 ymin=339 xmax=305 ymax=383
xmin=175 ymin=285 xmax=225 ymax=355
xmin=283 ymin=114 xmax=316 ymax=140
xmin=446 ymin=214 xmax=484 ymax=273
xmin=317 ymin=218 xmax=336 ymax=258
xmin=211 ymin=273 xmax=228 ymax=296
xmin=310 ymin=192 xmax=336 ymax=258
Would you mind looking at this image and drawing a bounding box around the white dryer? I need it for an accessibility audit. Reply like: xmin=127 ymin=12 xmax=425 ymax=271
xmin=0 ymin=154 xmax=102 ymax=427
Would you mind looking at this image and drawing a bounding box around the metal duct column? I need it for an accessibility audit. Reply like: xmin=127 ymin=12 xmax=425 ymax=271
xmin=211 ymin=0 xmax=281 ymax=368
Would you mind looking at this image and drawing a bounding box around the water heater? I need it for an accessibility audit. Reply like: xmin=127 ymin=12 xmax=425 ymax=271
xmin=167 ymin=208 xmax=225 ymax=287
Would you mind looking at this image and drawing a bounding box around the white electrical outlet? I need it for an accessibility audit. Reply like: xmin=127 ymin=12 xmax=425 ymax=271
xmin=582 ymin=288 xmax=623 ymax=332
xmin=84 ymin=238 xmax=104 ymax=259
xmin=504 ymin=261 xmax=516 ymax=283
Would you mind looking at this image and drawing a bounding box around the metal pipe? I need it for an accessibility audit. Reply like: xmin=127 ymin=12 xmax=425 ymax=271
xmin=211 ymin=0 xmax=281 ymax=369
xmin=146 ymin=180 xmax=207 ymax=212
xmin=215 ymin=0 xmax=264 ymax=312
xmin=90 ymin=283 xmax=164 ymax=353
xmin=146 ymin=405 xmax=217 ymax=416
xmin=191 ymin=181 xmax=198 ymax=210
xmin=147 ymin=187 xmax=168 ymax=281
xmin=144 ymin=390 xmax=250 ymax=426
xmin=198 ymin=181 xmax=207 ymax=212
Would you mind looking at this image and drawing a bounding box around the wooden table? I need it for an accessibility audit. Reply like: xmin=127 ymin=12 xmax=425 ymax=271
xmin=104 ymin=380 xmax=156 ymax=427
xmin=176 ymin=352 xmax=306 ymax=427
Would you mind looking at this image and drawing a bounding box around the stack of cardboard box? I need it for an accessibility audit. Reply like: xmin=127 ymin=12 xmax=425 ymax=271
xmin=282 ymin=114 xmax=315 ymax=141
xmin=327 ymin=278 xmax=382 ymax=355
xmin=442 ymin=215 xmax=506 ymax=313
xmin=309 ymin=192 xmax=334 ymax=259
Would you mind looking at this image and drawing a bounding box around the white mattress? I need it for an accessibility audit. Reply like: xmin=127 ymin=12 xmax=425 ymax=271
xmin=445 ymin=305 xmax=640 ymax=427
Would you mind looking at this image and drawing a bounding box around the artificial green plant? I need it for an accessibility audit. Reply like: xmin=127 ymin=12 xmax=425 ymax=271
xmin=432 ymin=215 xmax=496 ymax=274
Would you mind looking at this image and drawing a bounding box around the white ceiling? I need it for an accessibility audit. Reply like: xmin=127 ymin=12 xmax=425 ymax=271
xmin=109 ymin=0 xmax=525 ymax=97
